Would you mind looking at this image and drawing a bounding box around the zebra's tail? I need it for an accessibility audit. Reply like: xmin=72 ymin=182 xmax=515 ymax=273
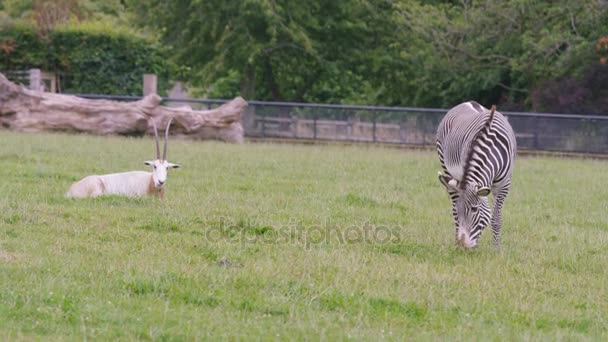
xmin=485 ymin=105 xmax=496 ymax=130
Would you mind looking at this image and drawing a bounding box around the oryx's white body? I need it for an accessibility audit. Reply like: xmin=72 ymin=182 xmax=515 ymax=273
xmin=66 ymin=171 xmax=158 ymax=198
xmin=66 ymin=119 xmax=181 ymax=199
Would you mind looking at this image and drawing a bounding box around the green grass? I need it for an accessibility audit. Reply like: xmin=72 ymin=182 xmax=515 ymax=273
xmin=0 ymin=130 xmax=607 ymax=340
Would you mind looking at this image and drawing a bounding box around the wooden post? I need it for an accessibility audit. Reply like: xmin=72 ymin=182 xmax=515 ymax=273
xmin=313 ymin=113 xmax=318 ymax=140
xmin=242 ymin=104 xmax=256 ymax=133
xmin=143 ymin=74 xmax=158 ymax=96
xmin=41 ymin=71 xmax=57 ymax=93
xmin=29 ymin=69 xmax=42 ymax=91
xmin=372 ymin=110 xmax=377 ymax=142
xmin=291 ymin=115 xmax=298 ymax=138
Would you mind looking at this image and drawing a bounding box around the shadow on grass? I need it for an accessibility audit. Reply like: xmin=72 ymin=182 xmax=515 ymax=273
xmin=137 ymin=217 xmax=182 ymax=233
xmin=316 ymin=290 xmax=427 ymax=321
xmin=119 ymin=273 xmax=292 ymax=316
xmin=56 ymin=195 xmax=153 ymax=208
xmin=120 ymin=274 xmax=220 ymax=308
xmin=341 ymin=193 xmax=379 ymax=208
xmin=373 ymin=241 xmax=489 ymax=265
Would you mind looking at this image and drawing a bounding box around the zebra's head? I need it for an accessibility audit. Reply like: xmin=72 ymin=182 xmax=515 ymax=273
xmin=438 ymin=173 xmax=492 ymax=249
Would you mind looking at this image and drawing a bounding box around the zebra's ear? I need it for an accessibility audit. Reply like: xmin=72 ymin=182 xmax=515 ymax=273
xmin=476 ymin=186 xmax=491 ymax=197
xmin=438 ymin=172 xmax=458 ymax=190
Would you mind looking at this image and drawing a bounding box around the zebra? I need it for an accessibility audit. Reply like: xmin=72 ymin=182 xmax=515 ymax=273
xmin=436 ymin=101 xmax=516 ymax=249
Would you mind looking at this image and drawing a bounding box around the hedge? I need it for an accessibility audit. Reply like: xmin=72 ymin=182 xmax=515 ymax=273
xmin=0 ymin=22 xmax=176 ymax=96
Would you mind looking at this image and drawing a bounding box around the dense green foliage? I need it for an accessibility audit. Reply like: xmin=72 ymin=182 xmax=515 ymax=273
xmin=0 ymin=22 xmax=175 ymax=95
xmin=1 ymin=130 xmax=608 ymax=339
xmin=126 ymin=0 xmax=409 ymax=104
xmin=127 ymin=0 xmax=608 ymax=113
xmin=393 ymin=1 xmax=608 ymax=112
xmin=1 ymin=0 xmax=607 ymax=112
xmin=1 ymin=0 xmax=128 ymax=25
xmin=0 ymin=0 xmax=176 ymax=95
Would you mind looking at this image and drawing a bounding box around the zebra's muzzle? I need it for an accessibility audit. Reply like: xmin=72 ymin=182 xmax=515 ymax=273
xmin=457 ymin=230 xmax=477 ymax=249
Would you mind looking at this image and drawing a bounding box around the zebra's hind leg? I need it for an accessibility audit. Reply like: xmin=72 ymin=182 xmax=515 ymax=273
xmin=491 ymin=184 xmax=510 ymax=248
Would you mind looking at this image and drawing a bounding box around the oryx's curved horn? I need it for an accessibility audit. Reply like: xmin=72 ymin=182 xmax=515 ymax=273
xmin=152 ymin=119 xmax=160 ymax=159
xmin=163 ymin=118 xmax=173 ymax=161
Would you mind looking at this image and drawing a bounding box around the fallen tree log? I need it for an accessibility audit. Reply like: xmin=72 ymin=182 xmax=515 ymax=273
xmin=0 ymin=73 xmax=246 ymax=143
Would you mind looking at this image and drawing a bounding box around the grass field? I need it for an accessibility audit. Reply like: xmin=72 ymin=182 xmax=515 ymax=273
xmin=0 ymin=130 xmax=607 ymax=340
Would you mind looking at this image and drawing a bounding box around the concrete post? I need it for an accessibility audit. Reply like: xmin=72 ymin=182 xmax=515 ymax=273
xmin=29 ymin=69 xmax=42 ymax=91
xmin=143 ymin=74 xmax=158 ymax=96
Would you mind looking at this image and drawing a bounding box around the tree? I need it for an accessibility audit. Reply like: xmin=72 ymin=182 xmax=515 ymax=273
xmin=127 ymin=0 xmax=314 ymax=100
xmin=126 ymin=0 xmax=401 ymax=104
xmin=114 ymin=0 xmax=608 ymax=112
xmin=392 ymin=0 xmax=608 ymax=109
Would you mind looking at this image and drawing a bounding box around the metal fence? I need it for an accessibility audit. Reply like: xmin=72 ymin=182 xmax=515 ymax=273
xmin=2 ymin=69 xmax=59 ymax=92
xmin=73 ymin=94 xmax=608 ymax=155
xmin=1 ymin=70 xmax=31 ymax=87
xmin=243 ymin=101 xmax=608 ymax=154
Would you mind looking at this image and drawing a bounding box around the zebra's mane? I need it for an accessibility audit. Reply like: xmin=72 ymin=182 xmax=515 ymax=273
xmin=460 ymin=105 xmax=496 ymax=190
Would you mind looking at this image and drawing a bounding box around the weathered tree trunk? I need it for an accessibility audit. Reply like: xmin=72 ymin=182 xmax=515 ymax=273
xmin=0 ymin=73 xmax=246 ymax=143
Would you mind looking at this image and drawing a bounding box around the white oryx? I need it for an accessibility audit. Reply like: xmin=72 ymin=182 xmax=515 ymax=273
xmin=66 ymin=119 xmax=181 ymax=199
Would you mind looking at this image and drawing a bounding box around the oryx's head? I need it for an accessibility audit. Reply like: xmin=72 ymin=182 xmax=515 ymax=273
xmin=438 ymin=173 xmax=491 ymax=249
xmin=145 ymin=118 xmax=181 ymax=189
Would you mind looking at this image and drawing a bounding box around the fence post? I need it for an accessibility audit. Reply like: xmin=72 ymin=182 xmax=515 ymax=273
xmin=242 ymin=104 xmax=256 ymax=135
xmin=421 ymin=115 xmax=428 ymax=145
xmin=313 ymin=111 xmax=318 ymax=140
xmin=143 ymin=74 xmax=157 ymax=96
xmin=533 ymin=116 xmax=540 ymax=149
xmin=372 ymin=110 xmax=377 ymax=142
xmin=44 ymin=72 xmax=57 ymax=93
xmin=291 ymin=114 xmax=298 ymax=138
xmin=261 ymin=112 xmax=266 ymax=138
xmin=347 ymin=116 xmax=353 ymax=140
xmin=29 ymin=68 xmax=42 ymax=91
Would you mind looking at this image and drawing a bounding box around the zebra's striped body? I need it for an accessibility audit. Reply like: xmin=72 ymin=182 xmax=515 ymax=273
xmin=436 ymin=101 xmax=516 ymax=248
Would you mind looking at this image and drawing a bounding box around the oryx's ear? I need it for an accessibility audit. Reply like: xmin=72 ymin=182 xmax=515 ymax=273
xmin=438 ymin=171 xmax=458 ymax=190
xmin=144 ymin=161 xmax=155 ymax=166
xmin=476 ymin=186 xmax=491 ymax=197
xmin=167 ymin=162 xmax=181 ymax=169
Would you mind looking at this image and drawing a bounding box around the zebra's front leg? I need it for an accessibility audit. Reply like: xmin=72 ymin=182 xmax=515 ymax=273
xmin=438 ymin=171 xmax=461 ymax=246
xmin=491 ymin=186 xmax=510 ymax=248
xmin=449 ymin=192 xmax=460 ymax=245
